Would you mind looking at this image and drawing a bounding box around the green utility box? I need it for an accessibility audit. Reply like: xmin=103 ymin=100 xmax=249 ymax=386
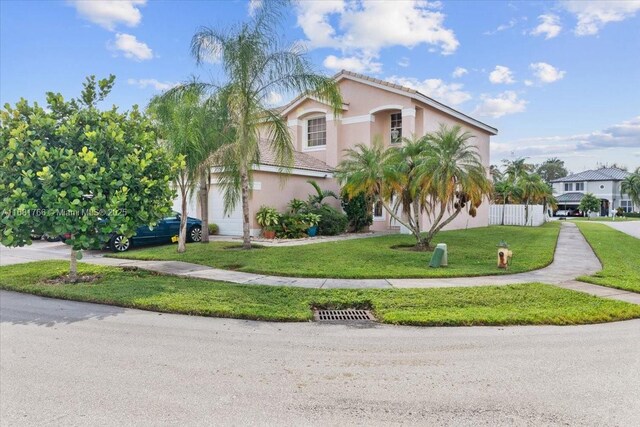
xmin=429 ymin=243 xmax=448 ymax=268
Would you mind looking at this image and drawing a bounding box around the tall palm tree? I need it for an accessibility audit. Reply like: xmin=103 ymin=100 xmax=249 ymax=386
xmin=621 ymin=169 xmax=640 ymax=210
xmin=502 ymin=157 xmax=534 ymax=181
xmin=517 ymin=172 xmax=548 ymax=226
xmin=494 ymin=179 xmax=523 ymax=225
xmin=190 ymin=1 xmax=343 ymax=249
xmin=335 ymin=139 xmax=413 ymax=233
xmin=149 ymin=86 xmax=221 ymax=253
xmin=417 ymin=125 xmax=492 ymax=248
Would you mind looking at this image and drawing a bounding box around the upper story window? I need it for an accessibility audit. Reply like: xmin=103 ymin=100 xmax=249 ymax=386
xmin=390 ymin=112 xmax=402 ymax=143
xmin=575 ymin=182 xmax=584 ymax=191
xmin=564 ymin=183 xmax=573 ymax=192
xmin=306 ymin=117 xmax=326 ymax=148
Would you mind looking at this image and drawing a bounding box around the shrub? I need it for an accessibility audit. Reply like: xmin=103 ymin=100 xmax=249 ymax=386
xmin=208 ymin=223 xmax=219 ymax=235
xmin=341 ymin=191 xmax=373 ymax=232
xmin=622 ymin=212 xmax=640 ymax=218
xmin=256 ymin=206 xmax=280 ymax=231
xmin=308 ymin=205 xmax=348 ymax=236
xmin=275 ymin=213 xmax=308 ymax=239
xmin=288 ymin=198 xmax=307 ymax=214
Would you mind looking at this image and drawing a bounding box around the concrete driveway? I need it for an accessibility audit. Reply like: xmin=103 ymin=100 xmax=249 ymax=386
xmin=2 ymin=291 xmax=639 ymax=426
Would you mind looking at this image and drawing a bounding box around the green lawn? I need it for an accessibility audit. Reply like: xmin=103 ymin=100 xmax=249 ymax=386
xmin=576 ymin=222 xmax=640 ymax=293
xmin=2 ymin=260 xmax=639 ymax=326
xmin=109 ymin=223 xmax=561 ymax=279
xmin=567 ymin=217 xmax=639 ymax=222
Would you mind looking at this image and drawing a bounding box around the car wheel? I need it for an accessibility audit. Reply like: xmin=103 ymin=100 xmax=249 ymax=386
xmin=45 ymin=234 xmax=61 ymax=242
xmin=188 ymin=225 xmax=202 ymax=243
xmin=110 ymin=235 xmax=131 ymax=252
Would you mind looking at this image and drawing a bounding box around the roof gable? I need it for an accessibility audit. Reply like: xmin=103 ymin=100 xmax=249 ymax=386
xmin=277 ymin=70 xmax=498 ymax=135
xmin=552 ymin=167 xmax=630 ymax=182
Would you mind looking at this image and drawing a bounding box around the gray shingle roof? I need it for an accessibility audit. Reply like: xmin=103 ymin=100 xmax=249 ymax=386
xmin=556 ymin=192 xmax=585 ymax=203
xmin=551 ymin=167 xmax=630 ymax=183
xmin=257 ymin=140 xmax=333 ymax=173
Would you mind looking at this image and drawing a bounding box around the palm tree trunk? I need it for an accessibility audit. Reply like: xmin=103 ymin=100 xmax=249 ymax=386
xmin=240 ymin=168 xmax=252 ymax=249
xmin=380 ymin=200 xmax=422 ymax=247
xmin=178 ymin=187 xmax=187 ymax=253
xmin=69 ymin=244 xmax=78 ymax=283
xmin=501 ymin=196 xmax=506 ymax=226
xmin=199 ymin=169 xmax=209 ymax=243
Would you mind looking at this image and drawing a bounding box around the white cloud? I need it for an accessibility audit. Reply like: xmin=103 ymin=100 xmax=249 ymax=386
xmin=530 ymin=62 xmax=565 ymax=84
xmin=489 ymin=65 xmax=516 ymax=84
xmin=248 ymin=0 xmax=262 ymax=16
xmin=473 ymin=91 xmax=527 ymax=118
xmin=265 ymin=91 xmax=283 ymax=106
xmin=530 ymin=14 xmax=562 ymax=39
xmin=524 ymin=80 xmax=533 ymax=86
xmin=398 ymin=57 xmax=410 ymax=67
xmin=323 ymin=54 xmax=382 ymax=74
xmin=110 ymin=33 xmax=153 ymax=61
xmin=483 ymin=17 xmax=521 ymax=35
xmin=127 ymin=78 xmax=177 ymax=91
xmin=296 ymin=0 xmax=459 ymax=68
xmin=386 ymin=76 xmax=472 ymax=106
xmin=70 ymin=0 xmax=146 ymax=31
xmin=493 ymin=116 xmax=640 ymax=158
xmin=452 ymin=67 xmax=468 ymax=78
xmin=561 ymin=0 xmax=640 ymax=36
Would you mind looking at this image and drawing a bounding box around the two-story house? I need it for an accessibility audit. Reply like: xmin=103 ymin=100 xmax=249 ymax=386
xmin=187 ymin=70 xmax=498 ymax=236
xmin=551 ymin=167 xmax=636 ymax=216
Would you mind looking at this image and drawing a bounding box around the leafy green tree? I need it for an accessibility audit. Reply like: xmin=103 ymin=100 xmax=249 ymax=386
xmin=0 ymin=76 xmax=179 ymax=281
xmin=190 ymin=0 xmax=343 ymax=249
xmin=341 ymin=192 xmax=373 ymax=232
xmin=621 ymin=168 xmax=640 ymax=210
xmin=579 ymin=193 xmax=600 ymax=219
xmin=536 ymin=157 xmax=568 ymax=183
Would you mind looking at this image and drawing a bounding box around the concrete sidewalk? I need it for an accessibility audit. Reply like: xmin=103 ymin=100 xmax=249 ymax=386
xmin=601 ymin=220 xmax=640 ymax=239
xmin=84 ymin=223 xmax=640 ymax=305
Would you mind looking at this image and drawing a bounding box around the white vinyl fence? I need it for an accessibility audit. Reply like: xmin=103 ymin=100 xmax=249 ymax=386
xmin=490 ymin=204 xmax=546 ymax=226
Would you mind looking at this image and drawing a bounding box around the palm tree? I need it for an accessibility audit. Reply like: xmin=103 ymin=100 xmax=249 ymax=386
xmin=335 ymin=139 xmax=414 ymax=234
xmin=306 ymin=179 xmax=338 ymax=208
xmin=190 ymin=1 xmax=343 ymax=249
xmin=621 ymin=168 xmax=640 ymax=210
xmin=149 ymin=86 xmax=220 ymax=253
xmin=517 ymin=172 xmax=548 ymax=226
xmin=502 ymin=157 xmax=534 ymax=181
xmin=494 ymin=179 xmax=523 ymax=225
xmin=417 ymin=125 xmax=492 ymax=248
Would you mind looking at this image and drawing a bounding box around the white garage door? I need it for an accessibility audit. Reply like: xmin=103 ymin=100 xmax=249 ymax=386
xmin=209 ymin=185 xmax=243 ymax=236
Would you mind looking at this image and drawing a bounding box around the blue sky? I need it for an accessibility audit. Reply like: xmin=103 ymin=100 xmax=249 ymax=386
xmin=1 ymin=0 xmax=639 ymax=172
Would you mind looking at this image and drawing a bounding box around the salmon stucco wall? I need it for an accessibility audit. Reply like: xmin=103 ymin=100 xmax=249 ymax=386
xmin=248 ymin=171 xmax=341 ymax=230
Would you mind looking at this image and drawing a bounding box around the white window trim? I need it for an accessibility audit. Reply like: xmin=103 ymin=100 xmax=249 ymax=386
xmin=373 ymin=200 xmax=386 ymax=221
xmin=302 ymin=114 xmax=327 ymax=152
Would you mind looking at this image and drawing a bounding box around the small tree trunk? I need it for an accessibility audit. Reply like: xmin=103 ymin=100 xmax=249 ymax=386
xmin=199 ymin=170 xmax=210 ymax=243
xmin=240 ymin=168 xmax=251 ymax=249
xmin=69 ymin=245 xmax=78 ymax=283
xmin=501 ymin=197 xmax=506 ymax=226
xmin=178 ymin=188 xmax=188 ymax=253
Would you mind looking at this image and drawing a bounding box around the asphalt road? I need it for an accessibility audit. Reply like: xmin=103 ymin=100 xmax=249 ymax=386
xmin=1 ymin=291 xmax=639 ymax=426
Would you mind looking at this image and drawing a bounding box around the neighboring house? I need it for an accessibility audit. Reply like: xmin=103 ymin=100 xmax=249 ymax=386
xmin=179 ymin=70 xmax=498 ymax=236
xmin=551 ymin=167 xmax=637 ymax=216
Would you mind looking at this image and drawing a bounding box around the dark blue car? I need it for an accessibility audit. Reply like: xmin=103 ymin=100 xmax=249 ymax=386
xmin=108 ymin=212 xmax=202 ymax=252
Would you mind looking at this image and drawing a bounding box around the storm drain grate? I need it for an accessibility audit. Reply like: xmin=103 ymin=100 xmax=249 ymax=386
xmin=314 ymin=309 xmax=375 ymax=322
